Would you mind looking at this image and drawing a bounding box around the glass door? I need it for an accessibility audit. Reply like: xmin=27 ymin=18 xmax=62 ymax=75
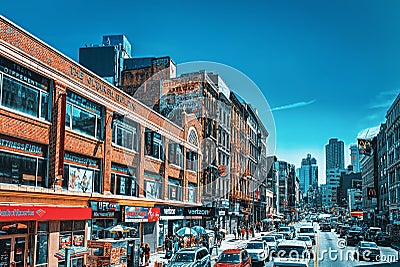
xmin=0 ymin=238 xmax=11 ymax=267
xmin=13 ymin=237 xmax=25 ymax=267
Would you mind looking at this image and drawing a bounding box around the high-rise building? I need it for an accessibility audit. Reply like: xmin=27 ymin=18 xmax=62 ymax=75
xmin=79 ymin=34 xmax=132 ymax=86
xmin=297 ymin=154 xmax=318 ymax=198
xmin=350 ymin=144 xmax=361 ymax=172
xmin=325 ymin=138 xmax=345 ymax=170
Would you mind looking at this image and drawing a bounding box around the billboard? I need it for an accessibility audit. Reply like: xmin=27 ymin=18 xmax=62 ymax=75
xmin=358 ymin=139 xmax=371 ymax=155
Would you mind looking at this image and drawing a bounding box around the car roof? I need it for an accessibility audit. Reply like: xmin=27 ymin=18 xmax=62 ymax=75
xmin=222 ymin=249 xmax=244 ymax=254
xmin=278 ymin=240 xmax=307 ymax=247
xmin=179 ymin=247 xmax=206 ymax=253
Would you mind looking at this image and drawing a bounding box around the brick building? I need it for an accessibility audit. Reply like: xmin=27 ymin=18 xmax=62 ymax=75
xmin=0 ymin=15 xmax=204 ymax=266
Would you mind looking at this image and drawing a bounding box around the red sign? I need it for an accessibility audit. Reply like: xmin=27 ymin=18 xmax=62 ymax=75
xmin=0 ymin=205 xmax=92 ymax=221
xmin=351 ymin=211 xmax=363 ymax=217
xmin=148 ymin=208 xmax=160 ymax=222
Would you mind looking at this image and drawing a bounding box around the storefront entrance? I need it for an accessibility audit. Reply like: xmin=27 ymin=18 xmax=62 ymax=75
xmin=0 ymin=235 xmax=27 ymax=267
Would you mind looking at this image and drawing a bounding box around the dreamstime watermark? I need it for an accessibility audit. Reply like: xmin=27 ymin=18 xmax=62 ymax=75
xmin=122 ymin=61 xmax=277 ymax=204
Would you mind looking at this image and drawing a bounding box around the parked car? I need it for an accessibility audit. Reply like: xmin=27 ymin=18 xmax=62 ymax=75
xmin=214 ymin=249 xmax=251 ymax=267
xmin=345 ymin=230 xmax=364 ymax=246
xmin=365 ymin=227 xmax=382 ymax=241
xmin=298 ymin=226 xmax=316 ymax=244
xmin=373 ymin=231 xmax=391 ymax=246
xmin=340 ymin=225 xmax=351 ymax=238
xmin=354 ymin=241 xmax=381 ymax=261
xmin=166 ymin=247 xmax=211 ymax=267
xmin=295 ymin=235 xmax=313 ymax=251
xmin=245 ymin=240 xmax=270 ymax=266
xmin=273 ymin=240 xmax=311 ymax=267
xmin=261 ymin=235 xmax=278 ymax=254
xmin=320 ymin=223 xmax=331 ymax=232
xmin=278 ymin=226 xmax=293 ymax=239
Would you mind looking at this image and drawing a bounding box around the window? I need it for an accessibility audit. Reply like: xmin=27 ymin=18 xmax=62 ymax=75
xmin=168 ymin=178 xmax=182 ymax=201
xmin=63 ymin=159 xmax=101 ymax=194
xmin=188 ymin=183 xmax=197 ymax=202
xmin=186 ymin=151 xmax=198 ymax=172
xmin=65 ymin=90 xmax=103 ymax=139
xmin=111 ymin=173 xmax=138 ymax=197
xmin=112 ymin=116 xmax=138 ymax=151
xmin=145 ymin=130 xmax=164 ymax=160
xmin=144 ymin=172 xmax=163 ymax=199
xmin=168 ymin=142 xmax=183 ymax=167
xmin=59 ymin=221 xmax=85 ymax=267
xmin=36 ymin=222 xmax=49 ymax=266
xmin=0 ymin=151 xmax=48 ymax=187
xmin=0 ymin=56 xmax=50 ymax=120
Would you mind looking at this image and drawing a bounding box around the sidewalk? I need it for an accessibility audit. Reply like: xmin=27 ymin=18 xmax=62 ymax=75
xmin=147 ymin=231 xmax=272 ymax=267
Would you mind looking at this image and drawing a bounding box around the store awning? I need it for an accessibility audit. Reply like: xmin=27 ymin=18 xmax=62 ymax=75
xmin=54 ymin=246 xmax=90 ymax=260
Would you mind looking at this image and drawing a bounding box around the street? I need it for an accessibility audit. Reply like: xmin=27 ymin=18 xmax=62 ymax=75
xmin=206 ymin=222 xmax=399 ymax=267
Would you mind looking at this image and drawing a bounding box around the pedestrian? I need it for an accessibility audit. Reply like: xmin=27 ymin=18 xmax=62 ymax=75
xmin=164 ymin=236 xmax=169 ymax=252
xmin=233 ymin=228 xmax=237 ymax=239
xmin=174 ymin=237 xmax=180 ymax=253
xmin=143 ymin=243 xmax=150 ymax=266
xmin=241 ymin=226 xmax=245 ymax=240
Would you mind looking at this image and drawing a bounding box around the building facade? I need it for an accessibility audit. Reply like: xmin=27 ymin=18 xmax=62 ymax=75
xmin=0 ymin=16 xmax=204 ymax=266
xmin=326 ymin=138 xmax=345 ymax=170
xmin=350 ymin=144 xmax=361 ymax=173
xmin=297 ymin=154 xmax=318 ymax=200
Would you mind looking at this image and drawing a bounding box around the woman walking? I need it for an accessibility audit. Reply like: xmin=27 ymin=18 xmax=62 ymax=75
xmin=143 ymin=243 xmax=151 ymax=266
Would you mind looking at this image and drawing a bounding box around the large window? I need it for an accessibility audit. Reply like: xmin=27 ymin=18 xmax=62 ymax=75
xmin=112 ymin=116 xmax=138 ymax=151
xmin=110 ymin=164 xmax=138 ymax=197
xmin=168 ymin=178 xmax=182 ymax=201
xmin=65 ymin=90 xmax=103 ymax=139
xmin=145 ymin=130 xmax=164 ymax=160
xmin=0 ymin=55 xmax=50 ymax=120
xmin=59 ymin=221 xmax=86 ymax=267
xmin=188 ymin=183 xmax=197 ymax=202
xmin=168 ymin=142 xmax=183 ymax=167
xmin=0 ymin=151 xmax=47 ymax=187
xmin=186 ymin=151 xmax=198 ymax=172
xmin=144 ymin=171 xmax=163 ymax=199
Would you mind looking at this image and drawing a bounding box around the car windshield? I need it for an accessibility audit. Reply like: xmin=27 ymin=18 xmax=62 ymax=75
xmin=300 ymin=228 xmax=314 ymax=233
xmin=172 ymin=253 xmax=195 ymax=262
xmin=263 ymin=236 xmax=276 ymax=242
xmin=279 ymin=227 xmax=290 ymax=232
xmin=277 ymin=246 xmax=307 ymax=258
xmin=246 ymin=243 xmax=264 ymax=249
xmin=217 ymin=253 xmax=240 ymax=263
xmin=361 ymin=242 xmax=378 ymax=248
xmin=297 ymin=236 xmax=311 ymax=241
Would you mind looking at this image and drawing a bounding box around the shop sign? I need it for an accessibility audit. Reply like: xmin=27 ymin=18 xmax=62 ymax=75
xmin=183 ymin=207 xmax=215 ymax=217
xmin=0 ymin=135 xmax=43 ymax=156
xmin=219 ymin=211 xmax=226 ymax=216
xmin=90 ymin=201 xmax=120 ymax=218
xmin=64 ymin=153 xmax=98 ymax=168
xmin=159 ymin=206 xmax=184 ymax=217
xmin=124 ymin=207 xmax=160 ymax=222
xmin=0 ymin=205 xmax=91 ymax=221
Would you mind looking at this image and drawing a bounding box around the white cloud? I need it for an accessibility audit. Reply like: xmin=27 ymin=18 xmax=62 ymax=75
xmin=271 ymin=99 xmax=316 ymax=111
xmin=369 ymin=90 xmax=399 ymax=109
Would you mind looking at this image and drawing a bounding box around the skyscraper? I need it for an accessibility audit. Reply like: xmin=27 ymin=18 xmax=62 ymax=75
xmin=297 ymin=154 xmax=318 ymax=197
xmin=349 ymin=144 xmax=360 ymax=172
xmin=325 ymin=138 xmax=345 ymax=170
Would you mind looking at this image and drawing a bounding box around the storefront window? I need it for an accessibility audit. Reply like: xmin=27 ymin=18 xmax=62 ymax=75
xmin=36 ymin=222 xmax=49 ymax=266
xmin=168 ymin=178 xmax=182 ymax=201
xmin=59 ymin=220 xmax=86 ymax=266
xmin=62 ymin=153 xmax=101 ymax=193
xmin=65 ymin=90 xmax=103 ymax=140
xmin=0 ymin=151 xmax=48 ymax=187
xmin=91 ymin=219 xmax=116 ymax=239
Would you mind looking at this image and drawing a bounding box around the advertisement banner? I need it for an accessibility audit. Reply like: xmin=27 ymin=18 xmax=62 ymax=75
xmin=183 ymin=207 xmax=215 ymax=217
xmin=69 ymin=166 xmax=93 ymax=193
xmin=0 ymin=205 xmax=91 ymax=221
xmin=124 ymin=207 xmax=160 ymax=222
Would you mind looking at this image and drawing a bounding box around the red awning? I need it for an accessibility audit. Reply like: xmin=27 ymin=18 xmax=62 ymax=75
xmin=350 ymin=211 xmax=363 ymax=217
xmin=0 ymin=205 xmax=92 ymax=221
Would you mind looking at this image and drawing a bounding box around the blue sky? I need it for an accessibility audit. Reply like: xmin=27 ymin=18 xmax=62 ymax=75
xmin=2 ymin=0 xmax=400 ymax=183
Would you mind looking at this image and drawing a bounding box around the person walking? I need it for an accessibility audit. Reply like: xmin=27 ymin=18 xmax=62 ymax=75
xmin=233 ymin=227 xmax=237 ymax=239
xmin=143 ymin=243 xmax=150 ymax=266
xmin=139 ymin=243 xmax=144 ymax=266
xmin=241 ymin=226 xmax=245 ymax=240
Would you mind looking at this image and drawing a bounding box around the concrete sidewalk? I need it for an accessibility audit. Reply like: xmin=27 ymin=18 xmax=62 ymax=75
xmin=147 ymin=231 xmax=271 ymax=267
